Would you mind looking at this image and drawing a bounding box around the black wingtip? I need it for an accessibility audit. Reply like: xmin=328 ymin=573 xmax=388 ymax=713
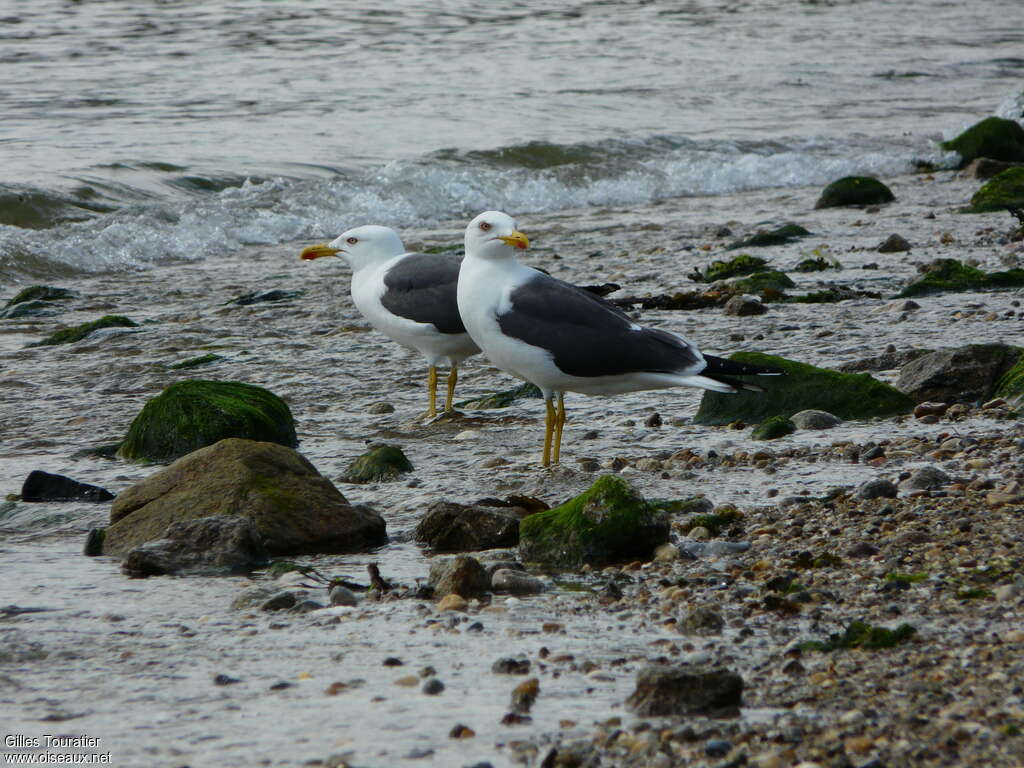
xmin=702 ymin=354 xmax=784 ymax=377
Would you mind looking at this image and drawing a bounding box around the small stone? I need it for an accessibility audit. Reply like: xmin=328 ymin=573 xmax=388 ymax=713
xmin=491 ymin=569 xmax=544 ymax=595
xmin=846 ymin=541 xmax=880 ymax=558
xmin=856 ymin=478 xmax=897 ymax=500
xmin=901 ymin=466 xmax=950 ymax=491
xmin=382 ymin=657 xmax=404 ymax=667
xmin=680 ymin=606 xmax=724 ymax=636
xmin=995 ymin=584 xmax=1020 ymax=603
xmin=260 ymin=590 xmax=299 ymax=612
xmin=627 ymin=664 xmax=743 ymax=716
xmin=21 ymin=470 xmax=114 ymax=503
xmin=329 ymin=585 xmax=359 ymax=606
xmin=724 ymin=294 xmax=767 ymax=316
xmin=367 ymin=401 xmax=395 ymax=414
xmin=449 ymin=724 xmax=475 ymax=739
xmin=705 ymin=739 xmax=731 ymax=758
xmin=914 ymin=401 xmax=950 ymax=418
xmin=689 ymin=525 xmax=711 ymax=540
xmin=878 ymin=233 xmax=911 ymax=253
xmin=429 ymin=554 xmax=490 ymax=598
xmin=790 ymin=410 xmax=842 ymax=429
xmin=492 ymin=658 xmax=531 ymax=675
xmin=437 ymin=593 xmax=468 ymax=612
xmin=653 ymin=543 xmax=680 ymax=562
xmin=421 ymin=678 xmax=445 ymax=695
xmin=645 ymin=412 xmax=663 ymax=428
xmin=394 ymin=675 xmax=419 ymax=687
xmin=213 ymin=673 xmax=240 ymax=686
xmin=511 ymin=678 xmax=540 ymax=713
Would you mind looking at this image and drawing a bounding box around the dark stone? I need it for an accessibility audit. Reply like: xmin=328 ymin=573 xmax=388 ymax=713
xmin=492 ymin=657 xmax=531 ymax=675
xmin=723 ymin=295 xmax=767 ymax=316
xmin=82 ymin=528 xmax=106 ymax=556
xmin=896 ymin=343 xmax=1022 ymax=403
xmin=680 ymin=606 xmax=725 ymax=636
xmin=901 ymin=466 xmax=950 ymax=491
xmin=340 ymin=444 xmax=413 ymax=483
xmin=428 ymin=555 xmax=490 ymax=598
xmin=118 ymin=379 xmax=296 ymax=462
xmin=121 ymin=515 xmax=270 ymax=578
xmin=414 ymin=500 xmax=530 ymax=552
xmin=231 ymin=289 xmax=304 ymax=306
xmin=877 ymin=234 xmax=911 ymax=253
xmin=692 ymin=254 xmax=768 ymax=282
xmin=626 ymin=664 xmax=743 ymax=716
xmin=964 ymin=157 xmax=1024 ymax=179
xmin=104 ymin=438 xmax=386 ymax=557
xmin=421 ymin=678 xmax=445 ymax=695
xmin=856 ymin=478 xmax=898 ymax=500
xmin=846 ymin=542 xmax=881 ymax=558
xmin=694 ymin=352 xmax=913 ymax=426
xmin=518 ymin=475 xmax=669 ymax=569
xmin=21 ymin=471 xmax=114 ymax=503
xmin=457 ymin=381 xmax=543 ymax=409
xmin=0 ymin=300 xmax=61 ymax=319
xmin=815 ymin=176 xmax=894 ymax=209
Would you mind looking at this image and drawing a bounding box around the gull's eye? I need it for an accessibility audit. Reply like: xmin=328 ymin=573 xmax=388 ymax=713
xmin=479 ymin=221 xmax=491 ymax=232
xmin=346 ymin=237 xmax=358 ymax=245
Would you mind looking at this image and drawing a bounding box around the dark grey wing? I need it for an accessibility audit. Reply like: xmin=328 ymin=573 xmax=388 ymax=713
xmin=380 ymin=253 xmax=466 ymax=334
xmin=497 ymin=273 xmax=702 ymax=377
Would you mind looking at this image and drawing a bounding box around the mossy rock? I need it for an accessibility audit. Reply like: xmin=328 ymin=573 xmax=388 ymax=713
xmin=898 ymin=258 xmax=1024 ymax=297
xmin=457 ymin=381 xmax=542 ymax=409
xmin=518 ymin=475 xmax=669 ymax=570
xmin=995 ymin=355 xmax=1024 ymax=408
xmin=5 ymin=285 xmax=75 ymax=307
xmin=341 ymin=444 xmax=413 ymax=483
xmin=751 ymin=415 xmax=796 ymax=440
xmin=119 ymin=380 xmax=297 ymax=462
xmin=693 ymin=352 xmax=913 ymax=425
xmin=0 ymin=300 xmax=61 ymax=320
xmin=729 ymin=270 xmax=795 ymax=298
xmin=725 ymin=224 xmax=811 ymax=251
xmin=965 ymin=167 xmax=1024 ymax=213
xmin=815 ymin=176 xmax=894 ymax=209
xmin=941 ymin=117 xmax=1024 ymax=167
xmin=695 ymin=254 xmax=768 ymax=282
xmin=800 ymin=620 xmax=916 ymax=652
xmin=30 ymin=315 xmax=137 ymax=347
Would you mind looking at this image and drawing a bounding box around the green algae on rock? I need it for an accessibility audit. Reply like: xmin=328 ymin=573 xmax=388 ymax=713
xmin=693 ymin=352 xmax=913 ymax=425
xmin=725 ymin=224 xmax=811 ymax=251
xmin=692 ymin=254 xmax=767 ymax=282
xmin=994 ymin=354 xmax=1024 ymax=408
xmin=518 ymin=475 xmax=668 ymax=569
xmin=119 ymin=380 xmax=297 ymax=462
xmin=751 ymin=415 xmax=796 ymax=440
xmin=814 ymin=176 xmax=894 ymax=208
xmin=682 ymin=506 xmax=742 ymax=537
xmin=104 ymin=438 xmax=387 ymax=556
xmin=5 ymin=285 xmax=76 ymax=307
xmin=941 ymin=116 xmax=1024 ymax=167
xmin=965 ymin=167 xmax=1024 ymax=213
xmin=30 ymin=315 xmax=138 ymax=347
xmin=898 ymin=258 xmax=1024 ymax=297
xmin=728 ymin=270 xmax=796 ymax=299
xmin=341 ymin=444 xmax=413 ymax=483
xmin=799 ymin=620 xmax=916 ymax=652
xmin=457 ymin=381 xmax=542 ymax=409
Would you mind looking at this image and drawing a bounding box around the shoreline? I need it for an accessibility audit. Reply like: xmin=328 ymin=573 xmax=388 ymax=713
xmin=2 ymin=169 xmax=1023 ymax=767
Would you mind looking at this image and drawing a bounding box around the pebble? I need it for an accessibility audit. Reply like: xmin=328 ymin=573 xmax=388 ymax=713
xmin=437 ymin=594 xmax=468 ymax=612
xmin=791 ymin=409 xmax=842 ymax=429
xmin=653 ymin=543 xmax=680 ymax=562
xmin=421 ymin=678 xmax=445 ymax=695
xmin=366 ymin=401 xmax=394 ymax=414
xmin=856 ymin=478 xmax=898 ymax=500
xmin=491 ymin=569 xmax=544 ymax=595
xmin=329 ymin=585 xmax=359 ymax=607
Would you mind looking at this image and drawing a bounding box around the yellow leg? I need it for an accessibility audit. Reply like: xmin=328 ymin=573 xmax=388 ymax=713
xmin=444 ymin=366 xmax=458 ymax=412
xmin=541 ymin=397 xmax=556 ymax=467
xmin=426 ymin=365 xmax=438 ymax=418
xmin=552 ymin=393 xmax=566 ymax=465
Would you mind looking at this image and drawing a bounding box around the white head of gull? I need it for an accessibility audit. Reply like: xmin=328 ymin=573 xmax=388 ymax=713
xmin=457 ymin=210 xmax=782 ymax=466
xmin=301 ymin=225 xmax=480 ymax=418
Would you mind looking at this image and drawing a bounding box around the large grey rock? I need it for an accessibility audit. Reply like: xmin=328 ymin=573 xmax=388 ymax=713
xmin=856 ymin=478 xmax=898 ymax=500
xmin=627 ymin=664 xmax=743 ymax=716
xmin=121 ymin=515 xmax=268 ymax=578
xmin=896 ymin=344 xmax=1021 ymax=404
xmin=414 ymin=500 xmax=530 ymax=552
xmin=901 ymin=466 xmax=951 ymax=491
xmin=103 ymin=438 xmax=386 ymax=557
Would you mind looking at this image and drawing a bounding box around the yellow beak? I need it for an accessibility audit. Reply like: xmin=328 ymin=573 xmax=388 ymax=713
xmin=498 ymin=230 xmax=530 ymax=250
xmin=300 ymin=243 xmax=341 ymax=260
